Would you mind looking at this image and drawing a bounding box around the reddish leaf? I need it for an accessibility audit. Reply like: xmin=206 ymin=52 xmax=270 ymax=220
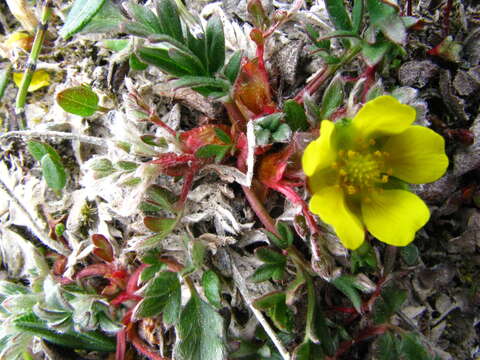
xmin=179 ymin=124 xmax=231 ymax=153
xmin=92 ymin=234 xmax=114 ymax=262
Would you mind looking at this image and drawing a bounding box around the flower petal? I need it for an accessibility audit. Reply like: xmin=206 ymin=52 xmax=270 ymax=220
xmin=353 ymin=95 xmax=416 ymax=138
xmin=362 ymin=190 xmax=430 ymax=246
xmin=302 ymin=120 xmax=335 ymax=177
xmin=382 ymin=125 xmax=449 ymax=184
xmin=310 ymin=186 xmax=365 ymax=250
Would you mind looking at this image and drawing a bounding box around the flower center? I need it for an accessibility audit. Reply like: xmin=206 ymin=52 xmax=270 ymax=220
xmin=333 ymin=146 xmax=391 ymax=196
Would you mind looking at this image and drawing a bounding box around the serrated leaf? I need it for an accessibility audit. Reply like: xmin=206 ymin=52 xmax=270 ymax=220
xmin=195 ymin=144 xmax=231 ymax=159
xmin=400 ymin=333 xmax=432 ymax=360
xmin=362 ymin=40 xmax=392 ymax=66
xmin=253 ymin=292 xmax=292 ymax=332
xmin=376 ymin=332 xmax=400 ymax=360
xmin=319 ymin=74 xmax=344 ymax=119
xmin=255 ymin=247 xmax=286 ymax=265
xmin=276 ymin=222 xmax=294 ymax=248
xmin=366 ymin=0 xmax=406 ymax=44
xmin=57 ymin=85 xmax=99 ymax=117
xmin=206 ymin=16 xmax=225 ymax=75
xmin=156 ymin=0 xmax=183 ymax=42
xmin=250 ymin=264 xmax=284 ymax=283
xmin=400 ymin=244 xmax=419 ymax=266
xmin=325 ymin=0 xmax=352 ymax=32
xmin=14 ymin=313 xmax=115 ymax=352
xmin=284 ymin=100 xmax=308 ymax=131
xmin=271 ymin=124 xmax=292 ymax=142
xmin=266 ymin=231 xmax=287 ymax=250
xmin=138 ymin=47 xmax=191 ymax=77
xmin=202 ymin=270 xmax=221 ymax=308
xmin=41 ymin=154 xmax=67 ymax=191
xmin=59 ymin=0 xmax=107 ymax=39
xmin=214 ymin=128 xmax=232 ymax=144
xmin=224 ymin=50 xmax=242 ymax=83
xmin=373 ymin=286 xmax=407 ymax=324
xmin=135 ymin=271 xmax=180 ymax=324
xmin=144 ymin=217 xmax=177 ymax=234
xmin=145 ymin=185 xmax=177 ymax=213
xmin=174 ymin=295 xmax=226 ymax=360
xmin=331 ymin=275 xmax=363 ymax=313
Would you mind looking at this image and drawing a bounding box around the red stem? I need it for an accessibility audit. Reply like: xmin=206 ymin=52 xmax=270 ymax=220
xmin=242 ymin=184 xmax=278 ymax=236
xmin=293 ymin=66 xmax=329 ymax=104
xmin=332 ymin=324 xmax=389 ymax=359
xmin=116 ymin=329 xmax=127 ymax=360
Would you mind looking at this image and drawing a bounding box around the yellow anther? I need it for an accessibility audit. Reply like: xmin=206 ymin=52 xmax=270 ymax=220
xmin=373 ymin=150 xmax=382 ymax=157
xmin=331 ymin=162 xmax=338 ymax=169
xmin=339 ymin=169 xmax=347 ymax=176
xmin=347 ymin=185 xmax=357 ymax=195
xmin=338 ymin=150 xmax=345 ymax=157
xmin=381 ymin=175 xmax=389 ymax=183
xmin=347 ymin=150 xmax=357 ymax=159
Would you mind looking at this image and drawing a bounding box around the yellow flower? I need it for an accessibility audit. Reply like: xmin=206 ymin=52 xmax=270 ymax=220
xmin=302 ymin=95 xmax=448 ymax=250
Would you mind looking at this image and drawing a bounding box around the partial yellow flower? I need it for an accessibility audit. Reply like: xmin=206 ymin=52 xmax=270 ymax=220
xmin=302 ymin=95 xmax=449 ymax=250
xmin=13 ymin=69 xmax=51 ymax=92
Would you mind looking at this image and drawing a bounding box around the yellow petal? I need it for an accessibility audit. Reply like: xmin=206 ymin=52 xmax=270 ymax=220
xmin=381 ymin=125 xmax=449 ymax=184
xmin=308 ymin=167 xmax=337 ymax=193
xmin=353 ymin=95 xmax=416 ymax=139
xmin=310 ymin=186 xmax=365 ymax=250
xmin=362 ymin=189 xmax=430 ymax=246
xmin=13 ymin=69 xmax=51 ymax=92
xmin=302 ymin=120 xmax=336 ymax=177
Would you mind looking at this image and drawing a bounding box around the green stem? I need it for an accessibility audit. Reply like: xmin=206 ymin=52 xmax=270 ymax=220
xmin=304 ymin=273 xmax=316 ymax=342
xmin=22 ymin=351 xmax=34 ymax=360
xmin=15 ymin=0 xmax=53 ymax=129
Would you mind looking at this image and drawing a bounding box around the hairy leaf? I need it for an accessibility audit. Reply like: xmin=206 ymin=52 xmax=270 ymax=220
xmin=205 ymin=16 xmax=225 ymax=75
xmin=41 ymin=154 xmax=67 ymax=191
xmin=56 ymin=85 xmax=99 ymax=117
xmin=59 ymin=0 xmax=106 ymax=39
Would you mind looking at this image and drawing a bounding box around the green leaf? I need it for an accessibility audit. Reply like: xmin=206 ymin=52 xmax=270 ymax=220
xmin=376 ymin=332 xmax=400 ymax=360
xmin=373 ymin=285 xmax=407 ymax=324
xmin=250 ymin=264 xmax=285 ymax=283
xmin=0 ymin=65 xmax=11 ymax=101
xmin=103 ymin=39 xmax=129 ymax=51
xmin=79 ymin=0 xmax=124 ymax=34
xmin=59 ymin=0 xmax=107 ymax=39
xmin=26 ymin=141 xmax=61 ymax=163
xmin=169 ymin=48 xmax=207 ymax=76
xmin=172 ymin=76 xmax=231 ymax=92
xmin=91 ymin=158 xmax=115 ymax=179
xmin=293 ymin=341 xmax=325 ymax=360
xmin=214 ymin=128 xmax=232 ymax=144
xmin=205 ymin=16 xmax=225 ymax=75
xmin=56 ymin=85 xmax=99 ymax=117
xmin=41 ymin=154 xmax=67 ymax=191
xmin=400 ymin=244 xmax=420 ymax=266
xmin=253 ymin=292 xmax=292 ymax=332
xmin=271 ymin=123 xmax=292 ymax=143
xmin=156 ymin=0 xmax=183 ymax=42
xmin=362 ymin=40 xmax=392 ymax=66
xmin=0 ymin=281 xmax=30 ymax=296
xmin=138 ymin=47 xmax=190 ymax=77
xmin=192 ymin=241 xmax=206 ymax=269
xmin=277 ymin=222 xmax=294 ymax=248
xmin=202 ymin=270 xmax=221 ymax=308
xmin=284 ymin=100 xmax=308 ymax=131
xmin=223 ymin=50 xmax=243 ymax=83
xmin=325 ymin=0 xmax=352 ymax=32
xmin=140 ymin=263 xmax=165 ymax=283
xmin=400 ymin=333 xmax=432 ymax=360
xmin=255 ymin=247 xmax=286 ymax=265
xmin=145 ymin=185 xmax=177 ymax=213
xmin=350 ymin=241 xmax=377 ymax=273
xmin=319 ymin=74 xmax=344 ymax=119
xmin=144 ymin=217 xmax=177 ymax=234
xmin=195 ymin=144 xmax=231 ymax=161
xmin=116 ymin=160 xmax=138 ymax=171
xmin=129 ymin=53 xmax=148 ymax=71
xmin=14 ymin=313 xmax=115 ymax=352
xmin=124 ymin=1 xmax=162 ymax=34
xmin=135 ymin=271 xmax=180 ymax=324
xmin=351 ymin=0 xmax=364 ymax=34
xmin=174 ymin=295 xmax=226 ymax=360
xmin=331 ymin=275 xmax=363 ymax=313
xmin=366 ymin=0 xmax=406 ymax=44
